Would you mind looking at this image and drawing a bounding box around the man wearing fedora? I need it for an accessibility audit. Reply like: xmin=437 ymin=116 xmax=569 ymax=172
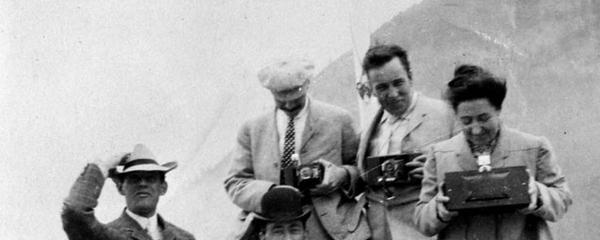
xmin=61 ymin=144 xmax=195 ymax=240
xmin=241 ymin=186 xmax=311 ymax=240
xmin=225 ymin=59 xmax=370 ymax=240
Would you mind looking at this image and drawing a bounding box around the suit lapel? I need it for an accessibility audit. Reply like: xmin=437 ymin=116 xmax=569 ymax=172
xmin=299 ymin=101 xmax=317 ymax=154
xmin=266 ymin=110 xmax=282 ymax=183
xmin=357 ymin=108 xmax=384 ymax=170
xmin=268 ymin=109 xmax=281 ymax=160
xmin=398 ymin=112 xmax=426 ymax=146
xmin=117 ymin=211 xmax=150 ymax=240
xmin=396 ymin=95 xmax=427 ymax=145
xmin=454 ymin=133 xmax=479 ymax=171
xmin=159 ymin=214 xmax=178 ymax=240
xmin=490 ymin=127 xmax=510 ymax=168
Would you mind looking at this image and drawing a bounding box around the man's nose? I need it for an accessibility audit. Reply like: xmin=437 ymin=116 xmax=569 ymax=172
xmin=138 ymin=178 xmax=150 ymax=186
xmin=387 ymin=86 xmax=400 ymax=98
xmin=471 ymin=125 xmax=482 ymax=135
xmin=284 ymin=233 xmax=294 ymax=240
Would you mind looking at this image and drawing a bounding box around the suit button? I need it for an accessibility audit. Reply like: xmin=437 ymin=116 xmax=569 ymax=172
xmin=274 ymin=162 xmax=279 ymax=167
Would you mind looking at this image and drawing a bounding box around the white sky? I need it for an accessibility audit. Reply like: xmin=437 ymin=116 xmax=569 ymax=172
xmin=0 ymin=0 xmax=421 ymax=238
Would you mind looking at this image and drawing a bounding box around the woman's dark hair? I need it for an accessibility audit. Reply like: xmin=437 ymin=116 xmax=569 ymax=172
xmin=444 ymin=64 xmax=507 ymax=111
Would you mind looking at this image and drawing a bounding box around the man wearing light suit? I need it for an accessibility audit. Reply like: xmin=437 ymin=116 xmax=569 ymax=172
xmin=224 ymin=59 xmax=370 ymax=240
xmin=357 ymin=44 xmax=456 ymax=239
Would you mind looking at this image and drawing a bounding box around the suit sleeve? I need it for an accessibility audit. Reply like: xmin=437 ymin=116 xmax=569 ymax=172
xmin=414 ymin=146 xmax=449 ymax=236
xmin=224 ymin=121 xmax=275 ymax=213
xmin=531 ymin=137 xmax=572 ymax=221
xmin=61 ymin=164 xmax=123 ymax=240
xmin=339 ymin=113 xmax=361 ymax=197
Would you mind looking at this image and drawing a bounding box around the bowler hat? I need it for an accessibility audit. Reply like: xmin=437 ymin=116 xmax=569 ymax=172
xmin=254 ymin=185 xmax=311 ymax=223
xmin=111 ymin=144 xmax=177 ymax=177
xmin=239 ymin=186 xmax=311 ymax=240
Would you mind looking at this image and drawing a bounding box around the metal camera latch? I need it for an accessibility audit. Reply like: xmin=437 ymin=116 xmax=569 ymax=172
xmin=291 ymin=153 xmax=300 ymax=166
xmin=477 ymin=154 xmax=492 ymax=172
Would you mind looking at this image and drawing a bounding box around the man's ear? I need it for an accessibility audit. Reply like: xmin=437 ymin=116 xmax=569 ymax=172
xmin=115 ymin=181 xmax=125 ymax=196
xmin=159 ymin=181 xmax=168 ymax=196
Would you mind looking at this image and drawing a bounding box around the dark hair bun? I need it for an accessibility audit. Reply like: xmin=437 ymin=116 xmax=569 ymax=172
xmin=445 ymin=64 xmax=507 ymax=110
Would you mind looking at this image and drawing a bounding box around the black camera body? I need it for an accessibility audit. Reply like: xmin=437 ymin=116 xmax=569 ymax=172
xmin=443 ymin=166 xmax=530 ymax=212
xmin=296 ymin=162 xmax=324 ymax=191
xmin=365 ymin=153 xmax=421 ymax=187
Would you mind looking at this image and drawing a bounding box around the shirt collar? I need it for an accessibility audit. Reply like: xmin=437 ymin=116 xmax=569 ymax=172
xmin=126 ymin=208 xmax=158 ymax=231
xmin=381 ymin=91 xmax=419 ymax=124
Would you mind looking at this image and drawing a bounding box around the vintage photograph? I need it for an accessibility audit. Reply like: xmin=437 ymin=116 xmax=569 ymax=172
xmin=1 ymin=0 xmax=598 ymax=239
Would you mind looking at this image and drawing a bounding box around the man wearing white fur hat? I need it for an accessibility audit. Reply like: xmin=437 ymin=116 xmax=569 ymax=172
xmin=61 ymin=144 xmax=195 ymax=240
xmin=225 ymin=59 xmax=370 ymax=240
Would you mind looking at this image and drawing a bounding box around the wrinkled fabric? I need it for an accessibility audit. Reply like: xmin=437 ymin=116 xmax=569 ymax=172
xmin=224 ymin=99 xmax=370 ymax=240
xmin=414 ymin=127 xmax=572 ymax=240
xmin=61 ymin=164 xmax=195 ymax=240
xmin=357 ymin=94 xmax=456 ymax=240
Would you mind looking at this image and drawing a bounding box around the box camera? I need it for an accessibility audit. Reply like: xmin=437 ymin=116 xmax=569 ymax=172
xmin=443 ymin=166 xmax=530 ymax=212
xmin=296 ymin=162 xmax=324 ymax=191
xmin=365 ymin=153 xmax=422 ymax=187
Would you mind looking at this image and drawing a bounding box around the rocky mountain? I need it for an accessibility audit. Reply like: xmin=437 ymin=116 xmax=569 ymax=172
xmin=165 ymin=0 xmax=600 ymax=238
xmin=313 ymin=0 xmax=600 ymax=239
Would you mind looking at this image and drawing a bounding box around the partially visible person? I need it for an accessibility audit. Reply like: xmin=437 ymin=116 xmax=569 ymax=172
xmin=241 ymin=186 xmax=311 ymax=240
xmin=61 ymin=144 xmax=195 ymax=240
xmin=224 ymin=58 xmax=370 ymax=240
xmin=414 ymin=64 xmax=572 ymax=239
xmin=357 ymin=44 xmax=456 ymax=239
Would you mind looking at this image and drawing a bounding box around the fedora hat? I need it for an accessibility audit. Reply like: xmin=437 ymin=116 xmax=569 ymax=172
xmin=113 ymin=144 xmax=177 ymax=175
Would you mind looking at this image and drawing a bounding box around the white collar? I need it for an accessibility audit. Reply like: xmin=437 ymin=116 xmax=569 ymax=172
xmin=126 ymin=208 xmax=158 ymax=231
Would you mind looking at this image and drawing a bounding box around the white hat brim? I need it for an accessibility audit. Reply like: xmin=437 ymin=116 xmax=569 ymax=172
xmin=116 ymin=161 xmax=177 ymax=174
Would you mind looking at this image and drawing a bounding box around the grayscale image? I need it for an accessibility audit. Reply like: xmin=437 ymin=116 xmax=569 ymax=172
xmin=1 ymin=0 xmax=598 ymax=239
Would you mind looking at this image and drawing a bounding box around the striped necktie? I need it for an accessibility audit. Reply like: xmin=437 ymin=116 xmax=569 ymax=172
xmin=281 ymin=117 xmax=295 ymax=168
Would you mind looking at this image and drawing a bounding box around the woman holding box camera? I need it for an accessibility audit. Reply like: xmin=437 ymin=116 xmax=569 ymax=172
xmin=413 ymin=64 xmax=572 ymax=239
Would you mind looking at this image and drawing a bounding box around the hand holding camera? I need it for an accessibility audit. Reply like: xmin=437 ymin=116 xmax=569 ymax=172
xmin=405 ymin=154 xmax=427 ymax=180
xmin=443 ymin=166 xmax=531 ymax=212
xmin=365 ymin=153 xmax=422 ymax=188
xmin=308 ymin=159 xmax=348 ymax=196
xmin=296 ymin=162 xmax=324 ymax=191
xmin=435 ymin=191 xmax=458 ymax=223
xmin=519 ymin=174 xmax=541 ymax=214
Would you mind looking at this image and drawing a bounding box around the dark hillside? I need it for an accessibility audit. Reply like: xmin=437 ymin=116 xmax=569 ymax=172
xmin=313 ymin=0 xmax=600 ymax=239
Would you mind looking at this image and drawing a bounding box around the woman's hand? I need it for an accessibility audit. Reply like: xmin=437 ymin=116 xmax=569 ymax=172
xmin=519 ymin=175 xmax=541 ymax=214
xmin=436 ymin=191 xmax=458 ymax=222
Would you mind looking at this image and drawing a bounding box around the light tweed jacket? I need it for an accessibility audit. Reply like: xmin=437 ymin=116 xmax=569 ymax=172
xmin=414 ymin=127 xmax=572 ymax=240
xmin=224 ymin=99 xmax=370 ymax=240
xmin=357 ymin=94 xmax=456 ymax=240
